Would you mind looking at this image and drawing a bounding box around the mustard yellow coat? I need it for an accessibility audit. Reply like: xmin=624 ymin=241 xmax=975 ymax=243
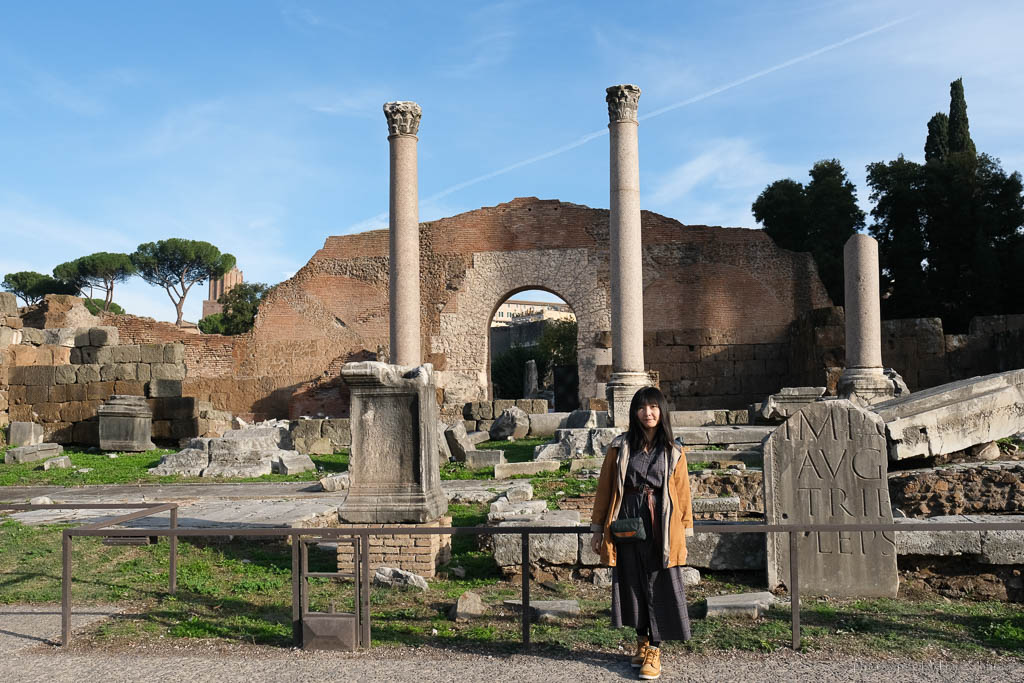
xmin=589 ymin=435 xmax=694 ymax=568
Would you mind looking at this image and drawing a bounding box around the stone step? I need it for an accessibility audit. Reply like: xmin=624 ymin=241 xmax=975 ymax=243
xmin=686 ymin=449 xmax=762 ymax=466
xmin=464 ymin=450 xmax=505 ymax=469
xmin=692 ymin=497 xmax=741 ymax=515
xmin=673 ymin=426 xmax=774 ymax=446
xmin=494 ymin=461 xmax=561 ymax=479
xmin=705 ymin=591 xmax=776 ymax=619
xmin=669 ymin=410 xmax=751 ymax=427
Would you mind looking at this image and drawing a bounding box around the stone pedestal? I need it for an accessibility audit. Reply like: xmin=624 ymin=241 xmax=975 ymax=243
xmin=606 ymin=371 xmax=650 ymax=428
xmin=339 ymin=362 xmax=446 ymax=523
xmin=764 ymin=400 xmax=898 ymax=598
xmin=838 ymin=234 xmax=894 ymax=404
xmin=98 ymin=395 xmax=155 ymax=452
xmin=384 ymin=101 xmax=422 ymax=367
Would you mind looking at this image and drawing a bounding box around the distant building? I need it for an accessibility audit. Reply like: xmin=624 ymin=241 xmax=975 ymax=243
xmin=202 ymin=266 xmax=244 ymax=318
xmin=491 ymin=298 xmax=574 ymax=327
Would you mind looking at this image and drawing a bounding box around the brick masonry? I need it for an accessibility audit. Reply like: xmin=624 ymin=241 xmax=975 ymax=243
xmin=334 ymin=516 xmax=453 ymax=579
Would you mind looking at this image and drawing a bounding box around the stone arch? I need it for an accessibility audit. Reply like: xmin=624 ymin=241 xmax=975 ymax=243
xmin=431 ymin=247 xmax=611 ymax=408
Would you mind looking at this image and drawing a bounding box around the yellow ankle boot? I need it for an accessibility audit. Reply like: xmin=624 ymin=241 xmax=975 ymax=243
xmin=639 ymin=646 xmax=661 ymax=680
xmin=630 ymin=634 xmax=649 ymax=668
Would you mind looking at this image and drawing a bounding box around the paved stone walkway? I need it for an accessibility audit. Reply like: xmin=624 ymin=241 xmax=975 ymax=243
xmin=0 ymin=480 xmax=523 ymax=528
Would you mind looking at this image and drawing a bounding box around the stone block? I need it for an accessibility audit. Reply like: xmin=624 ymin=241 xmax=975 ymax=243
xmin=373 ymin=567 xmax=428 ymax=591
xmin=0 ymin=327 xmax=21 ymax=348
xmin=492 ymin=514 xmax=581 ymax=566
xmin=61 ymin=400 xmax=101 ymax=423
xmin=152 ymin=363 xmax=186 ymax=380
xmin=503 ymin=599 xmax=580 ymax=622
xmin=319 ymin=472 xmax=351 ymax=492
xmin=0 ymin=292 xmax=17 ymax=316
xmin=277 ymin=452 xmax=316 ymax=475
xmin=114 ymin=380 xmax=145 ymax=396
xmin=72 ymin=328 xmax=92 ymax=347
xmin=554 ymin=429 xmax=591 ymax=457
xmin=894 ymin=515 xmax=981 ymax=556
xmin=493 ymin=399 xmax=515 ymax=415
xmin=705 ymin=592 xmax=775 ymax=619
xmin=72 ymin=420 xmax=99 ymax=446
xmin=53 ymin=365 xmax=77 ymax=385
xmin=490 ymin=407 xmax=530 ymax=441
xmin=135 ymin=363 xmax=151 ymax=382
xmin=43 ymin=455 xmax=72 ymax=470
xmin=488 ymin=499 xmax=548 ymax=522
xmin=164 ymin=343 xmax=185 ymax=363
xmin=89 ymin=327 xmax=119 ymax=347
xmin=76 ymin=364 xmax=101 ymax=383
xmin=65 ymin=383 xmax=87 ymax=401
xmin=10 ymin=365 xmax=56 ymax=386
xmin=140 ymin=343 xmax=164 ymax=363
xmin=322 ymin=418 xmax=351 ymax=447
xmin=5 ymin=443 xmax=63 ymax=464
xmin=444 ymin=421 xmax=474 ymax=462
xmin=109 ymin=345 xmax=141 ymax=363
xmin=464 ymin=450 xmax=505 ymax=469
xmin=26 ymin=385 xmax=48 ymax=404
xmin=477 ymin=419 xmax=494 ymax=433
xmin=876 ymin=370 xmax=1024 ymax=460
xmin=569 ymin=456 xmax=604 ymax=472
xmin=764 ymin=401 xmax=898 ymax=598
xmin=9 ymin=421 xmax=45 ymax=447
xmin=147 ymin=379 xmax=183 ymax=398
xmin=565 ymin=410 xmax=607 ymax=429
xmin=87 ymin=381 xmax=114 ymax=401
xmin=494 ymin=461 xmax=560 ymax=478
xmin=589 ymin=428 xmax=621 ymax=457
xmin=20 ymin=327 xmax=45 ymax=345
xmin=466 ymin=430 xmax=490 ymax=446
xmin=338 ymin=362 xmax=446 ymax=524
xmin=533 ymin=440 xmax=570 ymax=461
xmin=437 ymin=420 xmax=453 ymax=462
xmin=464 ymin=401 xmax=493 ymax=420
xmin=98 ymin=395 xmax=155 ymax=452
xmin=202 ymin=457 xmax=274 ymax=478
xmin=527 ymin=412 xmax=568 ymax=437
xmin=686 ymin=525 xmax=766 ymax=570
xmin=450 ymin=591 xmax=486 ymax=621
xmin=149 ymin=397 xmax=197 ymax=421
xmin=578 ymin=533 xmax=601 ymax=566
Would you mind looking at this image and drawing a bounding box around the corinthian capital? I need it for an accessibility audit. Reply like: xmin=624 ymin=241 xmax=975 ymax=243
xmin=383 ymin=101 xmax=422 ymax=137
xmin=606 ymin=84 xmax=641 ymax=123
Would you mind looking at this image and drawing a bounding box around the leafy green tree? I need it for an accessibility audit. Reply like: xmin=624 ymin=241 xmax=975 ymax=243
xmin=198 ymin=282 xmax=268 ymax=335
xmin=867 ymin=78 xmax=1024 ymax=331
xmin=947 ymin=78 xmax=976 ymax=158
xmin=131 ymin=239 xmax=235 ymax=326
xmin=53 ymin=252 xmax=136 ymax=312
xmin=82 ymin=298 xmax=125 ymax=316
xmin=924 ymin=113 xmax=949 ymax=163
xmin=538 ymin=319 xmax=577 ymax=366
xmin=197 ymin=312 xmax=225 ymax=335
xmin=2 ymin=271 xmax=77 ymax=306
xmin=866 ymin=155 xmax=929 ymax=319
xmin=752 ymin=160 xmax=864 ymax=304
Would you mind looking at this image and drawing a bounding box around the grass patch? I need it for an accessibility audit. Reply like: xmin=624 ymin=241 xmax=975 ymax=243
xmin=2 ymin=518 xmax=1024 ymax=658
xmin=0 ymin=448 xmax=348 ymax=486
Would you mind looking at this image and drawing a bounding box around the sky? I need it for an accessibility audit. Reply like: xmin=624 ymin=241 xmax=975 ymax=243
xmin=1 ymin=1 xmax=1022 ymax=323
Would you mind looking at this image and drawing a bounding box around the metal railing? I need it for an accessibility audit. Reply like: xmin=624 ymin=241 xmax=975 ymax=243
xmin=2 ymin=503 xmax=1023 ymax=652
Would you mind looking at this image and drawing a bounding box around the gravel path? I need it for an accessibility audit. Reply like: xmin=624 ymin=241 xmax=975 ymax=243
xmin=5 ymin=645 xmax=1024 ymax=682
xmin=2 ymin=605 xmax=1022 ymax=683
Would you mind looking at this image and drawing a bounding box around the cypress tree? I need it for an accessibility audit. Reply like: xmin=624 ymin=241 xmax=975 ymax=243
xmin=947 ymin=78 xmax=976 ymax=158
xmin=924 ymin=113 xmax=949 ymax=163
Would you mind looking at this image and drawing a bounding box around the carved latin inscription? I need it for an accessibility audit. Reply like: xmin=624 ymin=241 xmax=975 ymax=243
xmin=764 ymin=399 xmax=899 ymax=598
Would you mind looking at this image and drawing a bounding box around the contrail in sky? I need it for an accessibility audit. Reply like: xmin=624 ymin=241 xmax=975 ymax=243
xmin=349 ymin=13 xmax=914 ymax=230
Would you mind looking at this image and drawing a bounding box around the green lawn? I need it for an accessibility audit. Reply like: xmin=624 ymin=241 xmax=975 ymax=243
xmin=2 ymin=515 xmax=1023 ymax=658
xmin=0 ymin=445 xmax=348 ymax=486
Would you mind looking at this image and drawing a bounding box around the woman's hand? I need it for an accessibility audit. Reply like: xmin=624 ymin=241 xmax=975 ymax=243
xmin=590 ymin=531 xmax=603 ymax=555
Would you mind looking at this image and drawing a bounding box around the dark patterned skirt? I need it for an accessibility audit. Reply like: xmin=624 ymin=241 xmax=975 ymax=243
xmin=611 ymin=492 xmax=692 ymax=642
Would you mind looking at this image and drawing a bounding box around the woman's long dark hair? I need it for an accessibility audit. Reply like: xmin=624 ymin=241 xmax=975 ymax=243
xmin=626 ymin=386 xmax=674 ymax=454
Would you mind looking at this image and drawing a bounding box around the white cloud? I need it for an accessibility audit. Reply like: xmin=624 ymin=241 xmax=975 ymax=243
xmin=294 ymin=86 xmax=389 ymax=117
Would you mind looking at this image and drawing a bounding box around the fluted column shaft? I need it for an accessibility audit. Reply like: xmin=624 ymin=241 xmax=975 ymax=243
xmin=384 ymin=101 xmax=422 ymax=366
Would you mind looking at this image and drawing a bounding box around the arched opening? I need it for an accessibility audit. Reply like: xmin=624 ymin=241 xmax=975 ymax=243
xmin=488 ymin=287 xmax=578 ymax=411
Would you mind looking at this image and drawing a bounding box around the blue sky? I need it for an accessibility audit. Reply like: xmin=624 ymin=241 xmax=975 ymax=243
xmin=1 ymin=1 xmax=1022 ymax=322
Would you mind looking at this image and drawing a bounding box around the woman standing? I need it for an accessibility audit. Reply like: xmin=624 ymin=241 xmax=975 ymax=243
xmin=590 ymin=386 xmax=694 ymax=680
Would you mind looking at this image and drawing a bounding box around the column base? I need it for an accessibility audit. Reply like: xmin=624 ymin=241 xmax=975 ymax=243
xmin=837 ymin=367 xmax=895 ymax=405
xmin=605 ymin=371 xmax=652 ymax=427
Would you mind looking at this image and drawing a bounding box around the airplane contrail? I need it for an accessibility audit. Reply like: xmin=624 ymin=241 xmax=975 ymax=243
xmin=349 ymin=13 xmax=915 ymax=230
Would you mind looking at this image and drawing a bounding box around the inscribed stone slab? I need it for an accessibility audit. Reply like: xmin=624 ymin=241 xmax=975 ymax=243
xmin=764 ymin=400 xmax=898 ymax=598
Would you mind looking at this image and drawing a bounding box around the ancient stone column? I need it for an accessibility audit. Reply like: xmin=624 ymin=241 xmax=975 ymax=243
xmin=384 ymin=101 xmax=422 ymax=366
xmin=838 ymin=234 xmax=894 ymax=404
xmin=604 ymin=84 xmax=651 ymax=426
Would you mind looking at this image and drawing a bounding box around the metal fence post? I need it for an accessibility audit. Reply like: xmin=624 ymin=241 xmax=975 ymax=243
xmin=361 ymin=531 xmax=371 ymax=648
xmin=61 ymin=530 xmax=72 ymax=646
xmin=169 ymin=505 xmax=178 ymax=594
xmin=789 ymin=530 xmax=801 ymax=650
xmin=521 ymin=532 xmax=530 ymax=647
xmin=291 ymin=532 xmax=301 ymax=646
